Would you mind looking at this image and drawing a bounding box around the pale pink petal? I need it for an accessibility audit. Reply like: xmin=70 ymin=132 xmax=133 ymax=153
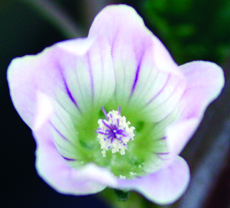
xmin=35 ymin=120 xmax=116 ymax=195
xmin=7 ymin=4 xmax=225 ymax=204
xmin=89 ymin=5 xmax=181 ymax=104
xmin=7 ymin=37 xmax=116 ymax=194
xmin=34 ymin=91 xmax=54 ymax=131
xmin=7 ymin=37 xmax=115 ymax=128
xmin=167 ymin=61 xmax=224 ymax=154
xmin=115 ymin=156 xmax=190 ymax=205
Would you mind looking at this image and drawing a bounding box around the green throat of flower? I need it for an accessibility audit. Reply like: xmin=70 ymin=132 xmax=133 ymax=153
xmin=53 ymin=101 xmax=175 ymax=179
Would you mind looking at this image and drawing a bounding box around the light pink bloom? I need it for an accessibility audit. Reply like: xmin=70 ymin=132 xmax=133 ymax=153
xmin=7 ymin=5 xmax=224 ymax=205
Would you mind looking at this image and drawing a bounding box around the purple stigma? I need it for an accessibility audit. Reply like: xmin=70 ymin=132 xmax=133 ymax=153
xmin=96 ymin=106 xmax=135 ymax=156
xmin=101 ymin=106 xmax=109 ymax=120
xmin=118 ymin=106 xmax=121 ymax=115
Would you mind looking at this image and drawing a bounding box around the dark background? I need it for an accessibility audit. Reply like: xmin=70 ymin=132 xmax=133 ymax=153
xmin=1 ymin=0 xmax=230 ymax=207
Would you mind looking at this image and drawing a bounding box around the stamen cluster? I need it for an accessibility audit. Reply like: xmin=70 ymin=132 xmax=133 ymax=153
xmin=96 ymin=107 xmax=135 ymax=157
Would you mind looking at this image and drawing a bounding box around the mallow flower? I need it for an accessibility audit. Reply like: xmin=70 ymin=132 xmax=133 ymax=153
xmin=7 ymin=4 xmax=224 ymax=205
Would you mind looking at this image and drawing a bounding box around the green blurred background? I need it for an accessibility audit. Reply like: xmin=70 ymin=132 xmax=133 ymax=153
xmin=1 ymin=0 xmax=230 ymax=207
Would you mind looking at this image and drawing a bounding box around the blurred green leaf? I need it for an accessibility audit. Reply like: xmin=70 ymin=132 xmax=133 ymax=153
xmin=142 ymin=0 xmax=230 ymax=64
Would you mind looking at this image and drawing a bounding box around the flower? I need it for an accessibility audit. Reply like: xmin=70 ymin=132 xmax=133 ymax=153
xmin=7 ymin=4 xmax=224 ymax=205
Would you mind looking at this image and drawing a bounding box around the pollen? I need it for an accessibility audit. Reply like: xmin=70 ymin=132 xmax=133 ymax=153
xmin=96 ymin=106 xmax=135 ymax=157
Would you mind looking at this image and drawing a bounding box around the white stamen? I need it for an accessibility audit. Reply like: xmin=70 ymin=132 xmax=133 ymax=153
xmin=96 ymin=108 xmax=135 ymax=157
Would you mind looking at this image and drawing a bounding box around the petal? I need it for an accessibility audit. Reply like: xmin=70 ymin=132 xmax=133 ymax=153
xmin=34 ymin=91 xmax=54 ymax=131
xmin=89 ymin=5 xmax=180 ymax=104
xmin=167 ymin=61 xmax=224 ymax=154
xmin=7 ymin=37 xmax=115 ymax=128
xmin=56 ymin=38 xmax=115 ymax=112
xmin=89 ymin=4 xmax=187 ymax=128
xmin=115 ymin=156 xmax=190 ymax=205
xmin=34 ymin=119 xmax=116 ymax=195
xmin=7 ymin=36 xmax=117 ymax=195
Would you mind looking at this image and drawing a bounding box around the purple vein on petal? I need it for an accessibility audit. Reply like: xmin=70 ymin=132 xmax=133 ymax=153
xmin=158 ymin=152 xmax=169 ymax=155
xmin=61 ymin=155 xmax=76 ymax=161
xmin=130 ymin=53 xmax=145 ymax=97
xmin=157 ymin=152 xmax=170 ymax=160
xmin=57 ymin=64 xmax=81 ymax=112
xmin=54 ymin=95 xmax=76 ymax=118
xmin=110 ymin=32 xmax=119 ymax=97
xmin=87 ymin=53 xmax=94 ymax=100
xmin=130 ymin=63 xmax=141 ymax=96
xmin=49 ymin=121 xmax=69 ymax=142
xmin=153 ymin=79 xmax=184 ymax=113
xmin=98 ymin=43 xmax=104 ymax=102
xmin=111 ymin=32 xmax=119 ymax=57
xmin=159 ymin=136 xmax=166 ymax=140
xmin=146 ymin=78 xmax=184 ymax=121
xmin=146 ymin=75 xmax=171 ymax=106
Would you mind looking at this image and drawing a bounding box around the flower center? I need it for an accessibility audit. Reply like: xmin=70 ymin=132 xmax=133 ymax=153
xmin=96 ymin=106 xmax=135 ymax=157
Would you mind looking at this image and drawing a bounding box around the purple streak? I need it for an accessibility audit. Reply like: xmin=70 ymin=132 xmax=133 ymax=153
xmin=61 ymin=155 xmax=76 ymax=161
xmin=49 ymin=121 xmax=69 ymax=142
xmin=159 ymin=136 xmax=166 ymax=140
xmin=131 ymin=62 xmax=141 ymax=96
xmin=146 ymin=75 xmax=171 ymax=106
xmin=58 ymin=65 xmax=81 ymax=112
xmin=87 ymin=53 xmax=94 ymax=100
